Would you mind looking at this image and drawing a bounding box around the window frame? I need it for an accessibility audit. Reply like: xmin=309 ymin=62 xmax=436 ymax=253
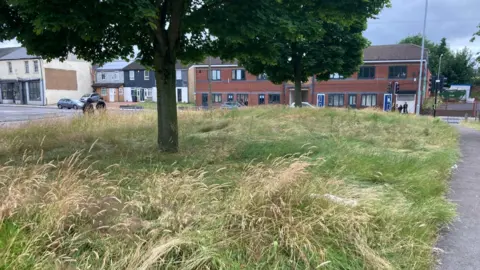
xmin=28 ymin=81 xmax=41 ymax=101
xmin=348 ymin=94 xmax=357 ymax=108
xmin=257 ymin=73 xmax=268 ymax=80
xmin=329 ymin=73 xmax=344 ymax=80
xmin=388 ymin=66 xmax=407 ymax=79
xmin=113 ymin=71 xmax=119 ymax=81
xmin=33 ymin=60 xmax=39 ymax=73
xmin=211 ymin=70 xmax=221 ymax=81
xmin=101 ymin=88 xmax=107 ymax=96
xmin=212 ymin=93 xmax=222 ymax=103
xmin=227 ymin=93 xmax=234 ymax=102
xmin=129 ymin=70 xmax=135 ymax=80
xmin=361 ymin=94 xmax=377 ymax=107
xmin=357 ymin=66 xmax=375 ymax=79
xmin=237 ymin=94 xmax=249 ymax=105
xmin=144 ymin=70 xmax=150 ymax=80
xmin=268 ymin=93 xmax=281 ymax=104
xmin=327 ymin=94 xmax=345 ymax=107
xmin=232 ymin=69 xmax=246 ymax=81
xmin=101 ymin=72 xmax=106 ymax=80
xmin=24 ymin=61 xmax=30 ymax=74
xmin=258 ymin=94 xmax=266 ymax=105
xmin=7 ymin=62 xmax=12 ymax=74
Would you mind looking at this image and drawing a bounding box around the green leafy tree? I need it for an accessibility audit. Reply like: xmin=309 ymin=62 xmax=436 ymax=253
xmin=0 ymin=0 xmax=265 ymax=152
xmin=212 ymin=0 xmax=390 ymax=107
xmin=471 ymin=24 xmax=480 ymax=63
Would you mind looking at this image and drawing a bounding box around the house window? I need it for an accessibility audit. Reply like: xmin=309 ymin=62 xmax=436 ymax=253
xmin=101 ymin=73 xmax=106 ymax=80
xmin=113 ymin=71 xmax=119 ymax=80
xmin=101 ymin=88 xmax=107 ymax=96
xmin=33 ymin=60 xmax=39 ymax=73
xmin=1 ymin=83 xmax=15 ymax=99
xmin=237 ymin=94 xmax=248 ymax=105
xmin=28 ymin=81 xmax=41 ymax=101
xmin=361 ymin=94 xmax=377 ymax=107
xmin=177 ymin=88 xmax=182 ymax=102
xmin=129 ymin=71 xmax=134 ymax=80
xmin=268 ymin=94 xmax=280 ymax=104
xmin=212 ymin=94 xmax=222 ymax=103
xmin=7 ymin=62 xmax=12 ymax=74
xmin=119 ymin=88 xmax=124 ymax=95
xmin=330 ymin=73 xmax=344 ymax=79
xmin=328 ymin=94 xmax=344 ymax=107
xmin=24 ymin=61 xmax=29 ymax=73
xmin=358 ymin=66 xmax=375 ymax=79
xmin=211 ymin=70 xmax=221 ymax=81
xmin=232 ymin=69 xmax=246 ymax=80
xmin=389 ymin=66 xmax=407 ymax=79
xmin=348 ymin=94 xmax=357 ymax=107
xmin=227 ymin=94 xmax=234 ymax=102
xmin=259 ymin=94 xmax=265 ymax=105
xmin=257 ymin=73 xmax=268 ymax=80
xmin=144 ymin=70 xmax=149 ymax=80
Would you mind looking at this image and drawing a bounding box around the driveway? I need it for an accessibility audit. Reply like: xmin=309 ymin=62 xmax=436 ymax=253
xmin=0 ymin=105 xmax=80 ymax=122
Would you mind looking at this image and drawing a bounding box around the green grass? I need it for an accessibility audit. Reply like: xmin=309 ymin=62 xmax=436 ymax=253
xmin=461 ymin=119 xmax=480 ymax=130
xmin=0 ymin=107 xmax=458 ymax=269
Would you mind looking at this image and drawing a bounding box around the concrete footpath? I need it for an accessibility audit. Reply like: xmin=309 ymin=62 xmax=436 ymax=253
xmin=437 ymin=126 xmax=480 ymax=270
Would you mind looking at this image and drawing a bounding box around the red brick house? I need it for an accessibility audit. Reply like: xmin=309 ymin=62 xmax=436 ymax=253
xmin=193 ymin=44 xmax=430 ymax=113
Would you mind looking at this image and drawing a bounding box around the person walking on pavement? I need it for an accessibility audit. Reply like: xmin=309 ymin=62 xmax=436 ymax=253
xmin=398 ymin=104 xmax=403 ymax=114
xmin=403 ymin=102 xmax=409 ymax=114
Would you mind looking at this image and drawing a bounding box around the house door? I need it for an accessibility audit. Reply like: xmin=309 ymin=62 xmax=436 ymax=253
xmin=139 ymin=89 xmax=145 ymax=102
xmin=20 ymin=82 xmax=28 ymax=104
xmin=202 ymin=93 xmax=208 ymax=106
xmin=317 ymin=94 xmax=325 ymax=107
xmin=109 ymin=88 xmax=116 ymax=102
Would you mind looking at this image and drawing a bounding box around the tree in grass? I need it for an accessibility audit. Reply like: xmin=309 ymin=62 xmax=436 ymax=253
xmin=0 ymin=0 xmax=265 ymax=152
xmin=210 ymin=0 xmax=390 ymax=107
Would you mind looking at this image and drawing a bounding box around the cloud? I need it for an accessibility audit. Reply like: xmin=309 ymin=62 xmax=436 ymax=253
xmin=0 ymin=39 xmax=20 ymax=48
xmin=364 ymin=0 xmax=480 ymax=55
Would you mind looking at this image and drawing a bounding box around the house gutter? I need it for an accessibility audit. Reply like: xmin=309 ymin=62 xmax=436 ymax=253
xmin=39 ymin=58 xmax=47 ymax=106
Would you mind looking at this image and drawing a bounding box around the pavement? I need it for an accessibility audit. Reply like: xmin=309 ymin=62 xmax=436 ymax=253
xmin=0 ymin=105 xmax=79 ymax=122
xmin=437 ymin=126 xmax=480 ymax=270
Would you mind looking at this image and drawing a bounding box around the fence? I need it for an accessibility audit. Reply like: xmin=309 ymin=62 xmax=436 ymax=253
xmin=433 ymin=102 xmax=479 ymax=118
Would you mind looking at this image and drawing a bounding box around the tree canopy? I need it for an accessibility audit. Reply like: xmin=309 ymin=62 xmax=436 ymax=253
xmin=399 ymin=34 xmax=476 ymax=85
xmin=212 ymin=0 xmax=390 ymax=107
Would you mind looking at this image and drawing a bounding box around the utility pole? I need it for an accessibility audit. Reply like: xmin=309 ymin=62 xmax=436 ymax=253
xmin=416 ymin=0 xmax=429 ymax=116
xmin=208 ymin=56 xmax=212 ymax=109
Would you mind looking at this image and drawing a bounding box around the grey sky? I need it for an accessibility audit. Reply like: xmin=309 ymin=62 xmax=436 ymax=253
xmin=2 ymin=0 xmax=480 ymax=56
xmin=365 ymin=0 xmax=480 ymax=54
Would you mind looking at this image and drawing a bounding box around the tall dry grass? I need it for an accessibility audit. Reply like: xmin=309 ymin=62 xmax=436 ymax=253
xmin=0 ymin=107 xmax=458 ymax=269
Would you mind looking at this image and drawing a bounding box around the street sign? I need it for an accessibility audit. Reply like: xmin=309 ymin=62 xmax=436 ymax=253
xmin=383 ymin=94 xmax=392 ymax=111
xmin=436 ymin=79 xmax=440 ymax=83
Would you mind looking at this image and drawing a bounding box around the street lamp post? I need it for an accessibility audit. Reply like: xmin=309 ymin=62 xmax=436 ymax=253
xmin=416 ymin=0 xmax=429 ymax=116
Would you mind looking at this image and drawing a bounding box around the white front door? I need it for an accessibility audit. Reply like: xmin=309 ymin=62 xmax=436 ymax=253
xmin=109 ymin=88 xmax=116 ymax=102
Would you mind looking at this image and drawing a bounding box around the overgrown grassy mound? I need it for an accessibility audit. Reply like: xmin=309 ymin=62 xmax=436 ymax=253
xmin=0 ymin=107 xmax=458 ymax=269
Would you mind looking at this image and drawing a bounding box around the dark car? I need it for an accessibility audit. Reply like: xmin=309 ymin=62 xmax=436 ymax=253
xmin=80 ymin=93 xmax=101 ymax=103
xmin=57 ymin=98 xmax=84 ymax=110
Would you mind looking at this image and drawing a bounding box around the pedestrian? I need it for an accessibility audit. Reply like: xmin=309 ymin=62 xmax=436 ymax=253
xmin=96 ymin=97 xmax=106 ymax=113
xmin=398 ymin=104 xmax=403 ymax=114
xmin=392 ymin=104 xmax=396 ymax=112
xmin=82 ymin=98 xmax=95 ymax=115
xmin=403 ymin=102 xmax=408 ymax=114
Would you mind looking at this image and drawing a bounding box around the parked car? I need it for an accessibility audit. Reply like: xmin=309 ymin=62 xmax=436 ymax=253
xmin=289 ymin=102 xmax=314 ymax=108
xmin=220 ymin=102 xmax=244 ymax=109
xmin=80 ymin=93 xmax=101 ymax=103
xmin=57 ymin=98 xmax=84 ymax=110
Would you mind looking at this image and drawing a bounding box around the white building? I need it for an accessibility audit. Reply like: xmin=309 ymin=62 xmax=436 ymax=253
xmin=0 ymin=47 xmax=93 ymax=105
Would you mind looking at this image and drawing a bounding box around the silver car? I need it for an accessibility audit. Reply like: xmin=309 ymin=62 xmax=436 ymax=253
xmin=57 ymin=98 xmax=84 ymax=110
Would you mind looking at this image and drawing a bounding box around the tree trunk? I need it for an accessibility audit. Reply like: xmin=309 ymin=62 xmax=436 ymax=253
xmin=154 ymin=53 xmax=179 ymax=152
xmin=293 ymin=56 xmax=303 ymax=107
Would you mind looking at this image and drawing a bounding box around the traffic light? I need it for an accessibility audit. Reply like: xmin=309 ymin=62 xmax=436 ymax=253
xmin=440 ymin=76 xmax=450 ymax=91
xmin=387 ymin=82 xmax=393 ymax=93
xmin=394 ymin=82 xmax=400 ymax=94
xmin=429 ymin=76 xmax=437 ymax=93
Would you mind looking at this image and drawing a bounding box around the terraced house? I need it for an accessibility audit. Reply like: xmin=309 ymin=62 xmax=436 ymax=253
xmin=193 ymin=44 xmax=430 ymax=113
xmin=0 ymin=47 xmax=93 ymax=105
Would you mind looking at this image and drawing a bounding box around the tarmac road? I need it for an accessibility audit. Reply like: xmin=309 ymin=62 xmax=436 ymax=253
xmin=0 ymin=105 xmax=80 ymax=123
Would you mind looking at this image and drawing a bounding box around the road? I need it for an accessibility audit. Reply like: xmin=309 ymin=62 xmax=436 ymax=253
xmin=437 ymin=126 xmax=480 ymax=270
xmin=0 ymin=106 xmax=79 ymax=123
